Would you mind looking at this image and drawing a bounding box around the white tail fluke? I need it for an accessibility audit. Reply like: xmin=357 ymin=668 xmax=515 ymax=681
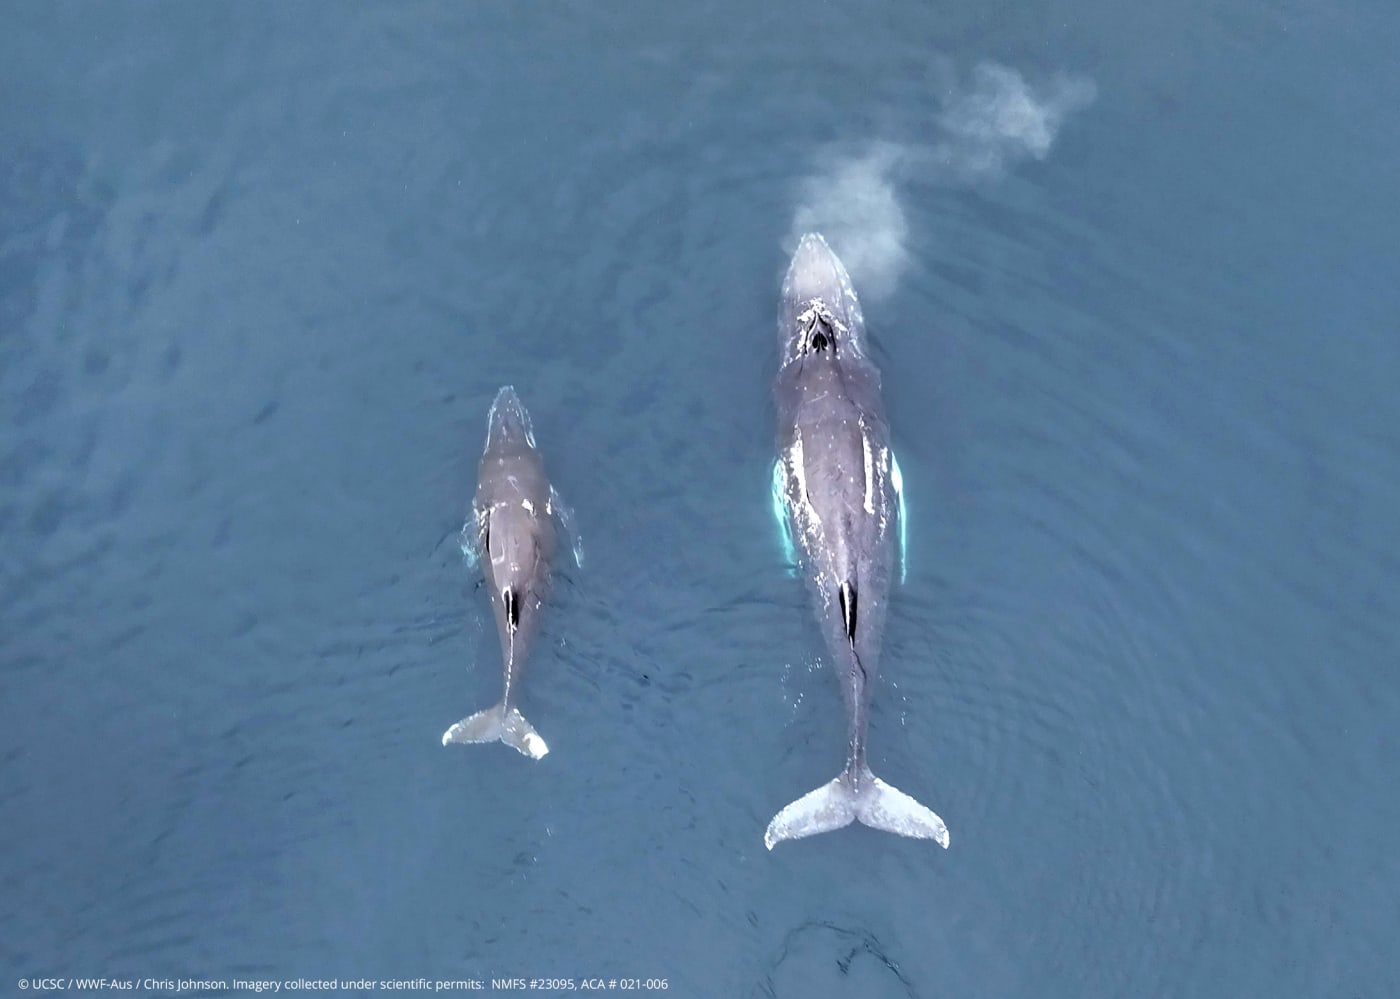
xmin=764 ymin=765 xmax=948 ymax=850
xmin=441 ymin=703 xmax=549 ymax=759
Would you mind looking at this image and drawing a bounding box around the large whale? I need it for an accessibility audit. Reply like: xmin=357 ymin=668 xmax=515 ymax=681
xmin=765 ymin=233 xmax=949 ymax=850
xmin=442 ymin=386 xmax=579 ymax=759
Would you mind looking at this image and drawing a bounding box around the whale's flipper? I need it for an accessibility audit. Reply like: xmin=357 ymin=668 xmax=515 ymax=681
xmin=891 ymin=450 xmax=908 ymax=584
xmin=441 ymin=703 xmax=549 ymax=759
xmin=459 ymin=509 xmax=483 ymax=571
xmin=764 ymin=766 xmax=948 ymax=849
xmin=770 ymin=459 xmax=798 ymax=572
xmin=549 ymin=485 xmax=583 ymax=569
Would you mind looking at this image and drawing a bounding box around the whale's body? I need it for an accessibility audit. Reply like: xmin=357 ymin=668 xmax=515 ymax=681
xmin=765 ymin=233 xmax=949 ymax=850
xmin=442 ymin=386 xmax=577 ymax=760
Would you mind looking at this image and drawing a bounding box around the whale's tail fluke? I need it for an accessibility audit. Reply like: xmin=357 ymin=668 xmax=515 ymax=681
xmin=764 ymin=764 xmax=948 ymax=849
xmin=441 ymin=703 xmax=548 ymax=759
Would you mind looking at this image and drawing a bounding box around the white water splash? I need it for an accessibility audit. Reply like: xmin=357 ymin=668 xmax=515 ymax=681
xmin=787 ymin=62 xmax=1096 ymax=299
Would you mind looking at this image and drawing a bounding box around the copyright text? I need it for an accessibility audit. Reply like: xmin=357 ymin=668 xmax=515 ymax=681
xmin=16 ymin=977 xmax=670 ymax=993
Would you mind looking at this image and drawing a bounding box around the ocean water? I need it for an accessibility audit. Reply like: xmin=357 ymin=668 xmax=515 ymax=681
xmin=3 ymin=3 xmax=1398 ymax=997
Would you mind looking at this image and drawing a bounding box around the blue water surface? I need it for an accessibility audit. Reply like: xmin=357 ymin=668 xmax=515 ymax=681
xmin=3 ymin=3 xmax=1397 ymax=997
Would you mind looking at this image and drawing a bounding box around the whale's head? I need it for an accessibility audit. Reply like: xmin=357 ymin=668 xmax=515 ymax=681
xmin=484 ymin=385 xmax=537 ymax=453
xmin=779 ymin=232 xmax=868 ymax=367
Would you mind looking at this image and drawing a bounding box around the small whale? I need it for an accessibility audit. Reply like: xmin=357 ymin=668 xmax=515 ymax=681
xmin=765 ymin=233 xmax=949 ymax=849
xmin=442 ymin=386 xmax=580 ymax=759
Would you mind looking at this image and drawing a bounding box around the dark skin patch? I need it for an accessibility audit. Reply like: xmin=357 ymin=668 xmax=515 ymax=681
xmin=838 ymin=581 xmax=858 ymax=646
xmin=503 ymin=587 xmax=519 ymax=631
xmin=839 ymin=584 xmax=870 ymax=684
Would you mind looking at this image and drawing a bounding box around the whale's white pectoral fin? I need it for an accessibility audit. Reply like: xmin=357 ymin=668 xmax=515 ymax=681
xmin=459 ymin=515 xmax=480 ymax=570
xmin=549 ymin=486 xmax=583 ymax=569
xmin=770 ymin=459 xmax=797 ymax=573
xmin=765 ymin=767 xmax=949 ymax=850
xmin=442 ymin=703 xmax=549 ymax=759
xmin=891 ymin=450 xmax=908 ymax=584
xmin=765 ymin=777 xmax=856 ymax=849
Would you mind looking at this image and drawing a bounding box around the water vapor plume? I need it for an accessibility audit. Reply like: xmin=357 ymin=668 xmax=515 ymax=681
xmin=786 ymin=62 xmax=1096 ymax=300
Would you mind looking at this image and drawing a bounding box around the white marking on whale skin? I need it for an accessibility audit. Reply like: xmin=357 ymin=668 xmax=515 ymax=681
xmin=861 ymin=426 xmax=875 ymax=515
xmin=796 ymin=301 xmax=850 ymax=340
xmin=789 ymin=436 xmax=807 ymax=514
xmin=521 ymin=498 xmax=535 ymax=515
xmin=783 ymin=435 xmax=825 ymax=557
